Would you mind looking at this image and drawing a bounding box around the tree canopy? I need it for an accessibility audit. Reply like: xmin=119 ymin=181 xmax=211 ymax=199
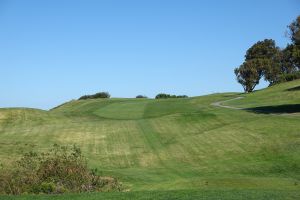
xmin=234 ymin=16 xmax=300 ymax=92
xmin=234 ymin=60 xmax=263 ymax=93
xmin=288 ymin=15 xmax=300 ymax=45
xmin=245 ymin=39 xmax=280 ymax=61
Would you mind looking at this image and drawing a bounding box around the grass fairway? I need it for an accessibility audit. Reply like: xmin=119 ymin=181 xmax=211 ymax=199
xmin=0 ymin=80 xmax=300 ymax=199
xmin=1 ymin=190 xmax=300 ymax=200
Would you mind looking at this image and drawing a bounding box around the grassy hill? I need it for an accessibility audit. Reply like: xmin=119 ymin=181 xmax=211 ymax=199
xmin=0 ymin=80 xmax=300 ymax=199
xmin=225 ymin=79 xmax=300 ymax=111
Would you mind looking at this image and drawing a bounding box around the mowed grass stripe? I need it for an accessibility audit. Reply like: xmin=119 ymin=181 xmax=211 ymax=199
xmin=0 ymin=80 xmax=300 ymax=193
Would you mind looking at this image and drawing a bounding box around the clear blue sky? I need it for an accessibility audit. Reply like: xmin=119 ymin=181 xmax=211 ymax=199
xmin=0 ymin=0 xmax=299 ymax=109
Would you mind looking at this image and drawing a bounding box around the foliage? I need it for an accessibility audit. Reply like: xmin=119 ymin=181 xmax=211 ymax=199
xmin=155 ymin=93 xmax=188 ymax=99
xmin=281 ymin=44 xmax=300 ymax=73
xmin=0 ymin=144 xmax=122 ymax=195
xmin=234 ymin=60 xmax=264 ymax=93
xmin=79 ymin=92 xmax=110 ymax=100
xmin=283 ymin=43 xmax=300 ymax=72
xmin=287 ymin=15 xmax=300 ymax=45
xmin=176 ymin=95 xmax=189 ymax=98
xmin=136 ymin=95 xmax=147 ymax=98
xmin=283 ymin=16 xmax=300 ymax=75
xmin=246 ymin=39 xmax=284 ymax=85
xmin=277 ymin=71 xmax=300 ymax=83
xmin=235 ymin=16 xmax=300 ymax=92
xmin=155 ymin=93 xmax=173 ymax=99
xmin=245 ymin=39 xmax=280 ymax=61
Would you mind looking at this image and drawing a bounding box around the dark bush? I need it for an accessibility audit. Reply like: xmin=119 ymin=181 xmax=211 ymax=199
xmin=92 ymin=92 xmax=111 ymax=99
xmin=176 ymin=95 xmax=188 ymax=98
xmin=155 ymin=93 xmax=171 ymax=99
xmin=0 ymin=144 xmax=122 ymax=195
xmin=155 ymin=93 xmax=188 ymax=99
xmin=78 ymin=95 xmax=90 ymax=100
xmin=79 ymin=92 xmax=110 ymax=100
xmin=277 ymin=71 xmax=300 ymax=84
xmin=136 ymin=95 xmax=147 ymax=98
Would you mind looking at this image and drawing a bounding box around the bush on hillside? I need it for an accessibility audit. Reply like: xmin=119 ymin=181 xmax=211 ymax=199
xmin=277 ymin=71 xmax=300 ymax=83
xmin=155 ymin=93 xmax=188 ymax=99
xmin=136 ymin=95 xmax=147 ymax=98
xmin=79 ymin=92 xmax=110 ymax=100
xmin=0 ymin=144 xmax=122 ymax=195
xmin=176 ymin=95 xmax=189 ymax=98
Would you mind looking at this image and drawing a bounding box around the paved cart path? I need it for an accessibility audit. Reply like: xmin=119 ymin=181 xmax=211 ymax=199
xmin=211 ymin=97 xmax=244 ymax=110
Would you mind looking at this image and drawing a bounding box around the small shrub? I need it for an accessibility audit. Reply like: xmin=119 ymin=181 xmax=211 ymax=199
xmin=155 ymin=93 xmax=171 ymax=99
xmin=92 ymin=92 xmax=111 ymax=99
xmin=176 ymin=95 xmax=188 ymax=98
xmin=277 ymin=71 xmax=300 ymax=83
xmin=136 ymin=95 xmax=147 ymax=98
xmin=0 ymin=144 xmax=122 ymax=195
xmin=79 ymin=92 xmax=110 ymax=100
xmin=41 ymin=182 xmax=56 ymax=194
xmin=155 ymin=93 xmax=188 ymax=99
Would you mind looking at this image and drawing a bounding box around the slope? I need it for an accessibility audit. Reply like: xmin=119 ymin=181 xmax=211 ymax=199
xmin=0 ymin=81 xmax=299 ymax=196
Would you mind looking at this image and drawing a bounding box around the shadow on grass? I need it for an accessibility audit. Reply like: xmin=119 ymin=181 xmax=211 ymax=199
xmin=286 ymin=86 xmax=300 ymax=91
xmin=246 ymin=104 xmax=300 ymax=114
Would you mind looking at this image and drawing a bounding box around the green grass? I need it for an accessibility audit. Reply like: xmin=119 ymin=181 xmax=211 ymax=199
xmin=0 ymin=80 xmax=300 ymax=199
xmin=1 ymin=189 xmax=300 ymax=200
xmin=225 ymin=79 xmax=300 ymax=109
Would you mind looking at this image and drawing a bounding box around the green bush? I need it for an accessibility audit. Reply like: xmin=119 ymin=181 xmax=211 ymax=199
xmin=276 ymin=71 xmax=300 ymax=84
xmin=136 ymin=95 xmax=147 ymax=98
xmin=0 ymin=144 xmax=122 ymax=195
xmin=155 ymin=93 xmax=188 ymax=99
xmin=79 ymin=92 xmax=110 ymax=100
xmin=31 ymin=182 xmax=56 ymax=194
